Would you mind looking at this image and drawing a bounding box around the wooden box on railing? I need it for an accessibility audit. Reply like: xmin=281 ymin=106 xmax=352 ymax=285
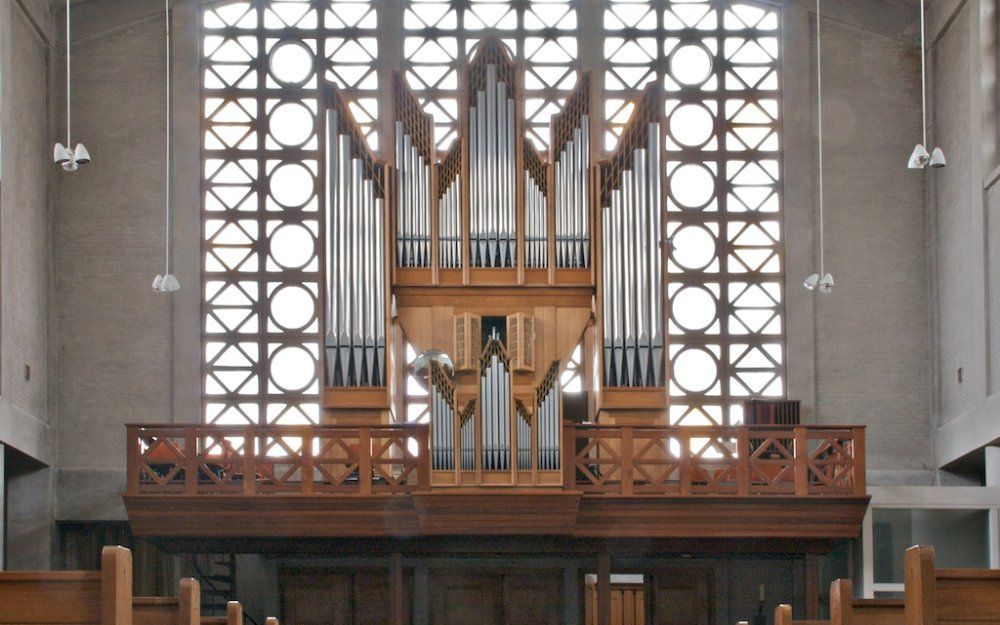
xmin=323 ymin=387 xmax=392 ymax=425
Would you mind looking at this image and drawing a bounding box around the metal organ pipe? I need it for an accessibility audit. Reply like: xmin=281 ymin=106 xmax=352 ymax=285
xmin=394 ymin=121 xmax=430 ymax=267
xmin=469 ymin=64 xmax=516 ymax=268
xmin=601 ymin=122 xmax=664 ymax=387
xmin=326 ymin=112 xmax=386 ymax=387
xmin=554 ymin=115 xmax=590 ymax=268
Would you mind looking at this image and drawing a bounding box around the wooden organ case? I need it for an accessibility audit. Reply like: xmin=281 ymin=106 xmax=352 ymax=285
xmin=320 ymin=39 xmax=671 ymax=488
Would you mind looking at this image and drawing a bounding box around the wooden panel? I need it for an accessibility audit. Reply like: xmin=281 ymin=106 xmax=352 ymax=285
xmin=0 ymin=574 xmax=102 ymax=625
xmin=651 ymin=570 xmax=712 ymax=625
xmin=280 ymin=572 xmax=352 ymax=625
xmin=505 ymin=572 xmax=563 ymax=625
xmin=586 ymin=583 xmax=644 ymax=625
xmin=430 ymin=573 xmax=500 ymax=625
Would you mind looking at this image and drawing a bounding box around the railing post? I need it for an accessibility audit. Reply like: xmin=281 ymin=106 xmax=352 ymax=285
xmin=417 ymin=425 xmax=431 ymax=490
xmin=679 ymin=429 xmax=692 ymax=495
xmin=185 ymin=428 xmax=199 ymax=495
xmin=620 ymin=427 xmax=634 ymax=496
xmin=794 ymin=427 xmax=809 ymax=496
xmin=126 ymin=426 xmax=140 ymax=495
xmin=243 ymin=427 xmax=256 ymax=496
xmin=302 ymin=428 xmax=314 ymax=495
xmin=736 ymin=426 xmax=750 ymax=496
xmin=562 ymin=422 xmax=575 ymax=489
xmin=852 ymin=426 xmax=866 ymax=495
xmin=359 ymin=427 xmax=373 ymax=495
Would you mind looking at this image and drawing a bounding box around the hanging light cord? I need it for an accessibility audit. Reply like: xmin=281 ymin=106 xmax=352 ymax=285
xmin=919 ymin=0 xmax=928 ymax=148
xmin=816 ymin=0 xmax=825 ymax=276
xmin=164 ymin=0 xmax=173 ymax=276
xmin=65 ymin=0 xmax=72 ymax=148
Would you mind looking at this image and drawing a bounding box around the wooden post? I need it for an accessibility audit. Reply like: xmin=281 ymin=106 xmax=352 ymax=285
xmin=736 ymin=426 xmax=750 ymax=496
xmin=904 ymin=545 xmax=936 ymax=625
xmin=243 ymin=427 xmax=256 ymax=496
xmin=417 ymin=424 xmax=431 ymax=489
xmin=359 ymin=427 xmax=373 ymax=495
xmin=679 ymin=429 xmax=692 ymax=495
xmin=301 ymin=429 xmax=314 ymax=495
xmin=829 ymin=579 xmax=852 ymax=625
xmin=852 ymin=426 xmax=866 ymax=495
xmin=101 ymin=546 xmax=132 ymax=625
xmin=774 ymin=606 xmax=792 ymax=625
xmin=391 ymin=553 xmax=405 ymax=625
xmin=126 ymin=426 xmax=140 ymax=495
xmin=620 ymin=427 xmax=634 ymax=496
xmin=793 ymin=427 xmax=809 ymax=496
xmin=563 ymin=421 xmax=576 ymax=489
xmin=179 ymin=578 xmax=201 ymax=625
xmin=597 ymin=548 xmax=611 ymax=625
xmin=184 ymin=428 xmax=199 ymax=495
xmin=804 ymin=554 xmax=819 ymax=620
xmin=226 ymin=602 xmax=244 ymax=625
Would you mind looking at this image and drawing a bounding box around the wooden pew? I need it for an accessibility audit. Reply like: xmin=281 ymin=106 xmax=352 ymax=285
xmin=0 ymin=545 xmax=132 ymax=625
xmin=133 ymin=578 xmax=200 ymax=625
xmin=774 ymin=579 xmax=904 ymax=625
xmin=202 ymin=603 xmax=244 ymax=625
xmin=904 ymin=545 xmax=1000 ymax=625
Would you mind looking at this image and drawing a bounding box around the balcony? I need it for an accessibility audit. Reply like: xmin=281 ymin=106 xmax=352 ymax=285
xmin=124 ymin=423 xmax=868 ymax=542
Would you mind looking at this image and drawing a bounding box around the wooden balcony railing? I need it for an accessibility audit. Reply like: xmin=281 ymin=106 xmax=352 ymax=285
xmin=125 ymin=424 xmax=864 ymax=497
xmin=566 ymin=424 xmax=866 ymax=497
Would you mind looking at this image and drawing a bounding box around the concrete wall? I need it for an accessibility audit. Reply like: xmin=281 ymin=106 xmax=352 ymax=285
xmin=52 ymin=0 xmax=173 ymax=521
xmin=929 ymin=0 xmax=1000 ymax=471
xmin=0 ymin=0 xmax=57 ymax=568
xmin=809 ymin=11 xmax=933 ymax=484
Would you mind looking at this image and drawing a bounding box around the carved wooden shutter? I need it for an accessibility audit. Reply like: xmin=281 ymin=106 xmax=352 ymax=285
xmin=454 ymin=313 xmax=482 ymax=371
xmin=507 ymin=313 xmax=535 ymax=372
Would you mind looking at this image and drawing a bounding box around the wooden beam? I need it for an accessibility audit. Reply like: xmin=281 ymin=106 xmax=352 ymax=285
xmin=597 ymin=548 xmax=611 ymax=625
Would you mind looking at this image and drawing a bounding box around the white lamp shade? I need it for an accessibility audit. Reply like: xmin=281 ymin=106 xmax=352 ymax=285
xmin=929 ymin=147 xmax=946 ymax=168
xmin=818 ymin=273 xmax=835 ymax=293
xmin=803 ymin=273 xmax=820 ymax=290
xmin=53 ymin=143 xmax=72 ymax=164
xmin=908 ymin=143 xmax=930 ymax=169
xmin=73 ymin=143 xmax=91 ymax=164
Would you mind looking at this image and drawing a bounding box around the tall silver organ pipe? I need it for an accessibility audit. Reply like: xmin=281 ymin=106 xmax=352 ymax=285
xmin=395 ymin=120 xmax=431 ymax=267
xmin=437 ymin=144 xmax=462 ymax=269
xmin=429 ymin=362 xmax=456 ymax=470
xmin=325 ymin=108 xmax=386 ymax=387
xmin=479 ymin=331 xmax=512 ymax=470
xmin=469 ymin=64 xmax=517 ymax=268
xmin=554 ymin=115 xmax=590 ymax=269
xmin=460 ymin=401 xmax=476 ymax=470
xmin=536 ymin=361 xmax=560 ymax=470
xmin=523 ymin=143 xmax=548 ymax=269
xmin=601 ymin=121 xmax=664 ymax=387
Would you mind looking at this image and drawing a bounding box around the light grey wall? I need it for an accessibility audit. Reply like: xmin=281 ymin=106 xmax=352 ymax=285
xmin=809 ymin=12 xmax=933 ymax=484
xmin=928 ymin=0 xmax=1000 ymax=470
xmin=0 ymin=0 xmax=55 ymax=464
xmin=52 ymin=0 xmax=173 ymax=520
xmin=0 ymin=0 xmax=57 ymax=569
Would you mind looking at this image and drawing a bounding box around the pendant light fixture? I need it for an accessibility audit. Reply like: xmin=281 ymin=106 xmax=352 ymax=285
xmin=54 ymin=0 xmax=90 ymax=172
xmin=805 ymin=0 xmax=833 ymax=293
xmin=908 ymin=0 xmax=946 ymax=169
xmin=153 ymin=0 xmax=180 ymax=292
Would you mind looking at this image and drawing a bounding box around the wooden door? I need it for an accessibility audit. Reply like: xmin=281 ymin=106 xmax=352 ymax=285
xmin=430 ymin=573 xmax=501 ymax=625
xmin=281 ymin=569 xmax=409 ymax=625
xmin=650 ymin=570 xmax=712 ymax=625
xmin=584 ymin=582 xmax=645 ymax=625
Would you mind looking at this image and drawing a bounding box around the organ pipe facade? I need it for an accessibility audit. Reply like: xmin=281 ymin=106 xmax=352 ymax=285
xmin=321 ymin=40 xmax=674 ymax=486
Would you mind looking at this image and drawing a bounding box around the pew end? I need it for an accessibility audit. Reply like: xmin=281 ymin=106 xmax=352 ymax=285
xmin=904 ymin=544 xmax=1000 ymax=625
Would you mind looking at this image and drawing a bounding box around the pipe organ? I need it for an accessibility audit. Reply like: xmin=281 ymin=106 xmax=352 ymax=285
xmin=468 ymin=55 xmax=519 ymax=268
xmin=324 ymin=87 xmax=387 ymax=387
xmin=600 ymin=87 xmax=665 ymax=388
xmin=551 ymin=75 xmax=592 ymax=269
xmin=321 ymin=40 xmax=672 ymax=486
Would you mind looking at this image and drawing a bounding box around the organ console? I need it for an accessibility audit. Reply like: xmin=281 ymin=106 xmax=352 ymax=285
xmin=321 ymin=38 xmax=670 ymax=486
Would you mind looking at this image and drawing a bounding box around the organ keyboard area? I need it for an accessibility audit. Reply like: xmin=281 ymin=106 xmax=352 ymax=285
xmin=322 ymin=39 xmax=671 ymax=486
